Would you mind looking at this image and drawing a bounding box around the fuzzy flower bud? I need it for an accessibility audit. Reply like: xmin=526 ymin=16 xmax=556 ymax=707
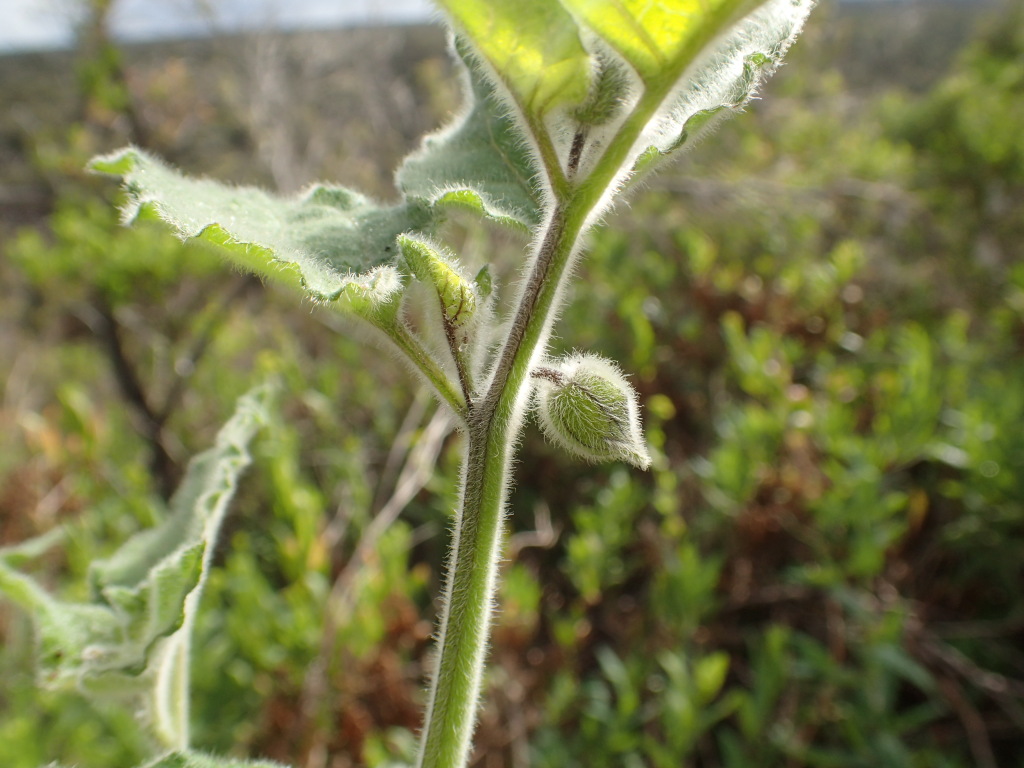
xmin=534 ymin=353 xmax=651 ymax=469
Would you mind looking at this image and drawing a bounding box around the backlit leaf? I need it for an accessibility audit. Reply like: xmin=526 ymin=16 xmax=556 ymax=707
xmin=631 ymin=0 xmax=816 ymax=169
xmin=435 ymin=0 xmax=591 ymax=116
xmin=561 ymin=0 xmax=760 ymax=86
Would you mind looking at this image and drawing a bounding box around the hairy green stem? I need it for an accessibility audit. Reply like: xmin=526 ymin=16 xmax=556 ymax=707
xmin=416 ymin=64 xmax=691 ymax=767
xmin=414 ymin=205 xmax=579 ymax=768
xmin=372 ymin=313 xmax=468 ymax=419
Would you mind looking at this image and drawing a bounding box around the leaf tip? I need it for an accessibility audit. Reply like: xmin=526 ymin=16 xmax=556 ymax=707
xmin=87 ymin=145 xmax=146 ymax=176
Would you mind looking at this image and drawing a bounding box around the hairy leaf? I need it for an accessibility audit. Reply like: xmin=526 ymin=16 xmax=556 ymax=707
xmin=435 ymin=0 xmax=591 ymax=117
xmin=38 ymin=752 xmax=289 ymax=768
xmin=139 ymin=751 xmax=289 ymax=768
xmin=633 ymin=0 xmax=816 ymax=168
xmin=561 ymin=0 xmax=760 ymax=86
xmin=398 ymin=234 xmax=479 ymax=328
xmin=0 ymin=386 xmax=271 ymax=730
xmin=90 ymin=148 xmax=431 ymax=307
xmin=397 ymin=39 xmax=544 ymax=230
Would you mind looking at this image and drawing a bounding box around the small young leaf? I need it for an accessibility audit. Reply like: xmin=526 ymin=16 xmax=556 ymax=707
xmin=397 ymin=234 xmax=479 ymax=328
xmin=573 ymin=51 xmax=631 ymax=128
xmin=435 ymin=0 xmax=591 ymax=117
xmin=534 ymin=354 xmax=650 ymax=469
xmin=396 ymin=38 xmax=544 ymax=230
xmin=473 ymin=264 xmax=493 ymax=302
xmin=90 ymin=147 xmax=431 ymax=307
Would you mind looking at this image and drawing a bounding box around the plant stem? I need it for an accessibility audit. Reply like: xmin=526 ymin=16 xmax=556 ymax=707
xmin=443 ymin=317 xmax=474 ymax=406
xmin=375 ymin=314 xmax=468 ymax=420
xmin=416 ymin=68 xmax=686 ymax=767
xmin=413 ymin=419 xmax=508 ymax=768
xmin=416 ymin=201 xmax=586 ymax=768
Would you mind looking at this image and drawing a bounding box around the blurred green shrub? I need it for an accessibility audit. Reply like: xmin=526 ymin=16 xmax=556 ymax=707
xmin=3 ymin=4 xmax=1023 ymax=767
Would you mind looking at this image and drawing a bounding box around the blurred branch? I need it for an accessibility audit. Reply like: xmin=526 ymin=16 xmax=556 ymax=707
xmin=83 ymin=296 xmax=179 ymax=498
xmin=916 ymin=629 xmax=1024 ymax=723
xmin=155 ymin=274 xmax=253 ymax=424
xmin=299 ymin=403 xmax=454 ymax=762
xmin=934 ymin=673 xmax=998 ymax=768
xmin=506 ymin=501 xmax=559 ymax=560
xmin=74 ymin=0 xmax=150 ymax=146
xmin=904 ymin=610 xmax=1024 ymax=767
xmin=369 ymin=388 xmax=433 ymax=520
xmin=931 ymin=615 xmax=1024 ymax=642
xmin=75 ymin=276 xmax=250 ymax=500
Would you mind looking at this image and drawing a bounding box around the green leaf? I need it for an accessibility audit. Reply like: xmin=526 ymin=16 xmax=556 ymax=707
xmin=561 ymin=0 xmax=760 ymax=86
xmin=396 ymin=39 xmax=544 ymax=230
xmin=31 ymin=748 xmax=290 ymax=768
xmin=0 ymin=385 xmax=272 ymax=740
xmin=397 ymin=234 xmax=479 ymax=328
xmin=434 ymin=0 xmax=591 ymax=117
xmin=573 ymin=51 xmax=632 ymax=127
xmin=90 ymin=148 xmax=431 ymax=307
xmin=693 ymin=652 xmax=731 ymax=703
xmin=140 ymin=751 xmax=289 ymax=768
xmin=633 ymin=0 xmax=815 ymax=164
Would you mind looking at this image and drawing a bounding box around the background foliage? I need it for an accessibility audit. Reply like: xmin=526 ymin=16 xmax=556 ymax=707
xmin=1 ymin=1 xmax=1022 ymax=766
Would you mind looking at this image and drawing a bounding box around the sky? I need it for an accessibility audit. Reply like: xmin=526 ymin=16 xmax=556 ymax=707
xmin=0 ymin=0 xmax=985 ymax=53
xmin=2 ymin=0 xmax=438 ymax=53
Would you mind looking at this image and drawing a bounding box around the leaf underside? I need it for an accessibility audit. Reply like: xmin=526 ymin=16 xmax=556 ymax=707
xmin=563 ymin=0 xmax=761 ymax=85
xmin=634 ymin=0 xmax=816 ymax=168
xmin=140 ymin=751 xmax=290 ymax=768
xmin=397 ymin=37 xmax=545 ymax=230
xmin=434 ymin=0 xmax=591 ymax=116
xmin=90 ymin=148 xmax=430 ymax=306
xmin=427 ymin=0 xmax=815 ymax=188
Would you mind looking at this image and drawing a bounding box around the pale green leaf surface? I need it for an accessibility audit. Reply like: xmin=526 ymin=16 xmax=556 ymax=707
xmin=561 ymin=0 xmax=760 ymax=85
xmin=631 ymin=0 xmax=815 ymax=170
xmin=140 ymin=751 xmax=289 ymax=768
xmin=397 ymin=41 xmax=543 ymax=230
xmin=397 ymin=234 xmax=479 ymax=328
xmin=435 ymin=0 xmax=591 ymax=116
xmin=90 ymin=148 xmax=431 ymax=306
xmin=0 ymin=385 xmax=271 ymax=695
xmin=0 ymin=561 xmax=122 ymax=688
